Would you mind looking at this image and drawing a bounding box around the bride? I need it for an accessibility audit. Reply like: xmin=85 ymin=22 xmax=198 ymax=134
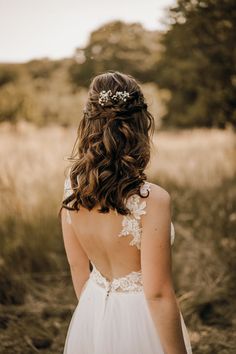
xmin=61 ymin=71 xmax=192 ymax=354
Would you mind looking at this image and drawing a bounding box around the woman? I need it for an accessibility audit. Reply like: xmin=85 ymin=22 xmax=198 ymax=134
xmin=61 ymin=71 xmax=192 ymax=354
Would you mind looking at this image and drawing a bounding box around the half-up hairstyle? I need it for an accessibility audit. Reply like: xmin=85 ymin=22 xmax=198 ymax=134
xmin=62 ymin=71 xmax=154 ymax=215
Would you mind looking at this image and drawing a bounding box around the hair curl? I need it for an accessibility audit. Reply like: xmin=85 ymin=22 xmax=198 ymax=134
xmin=62 ymin=71 xmax=154 ymax=215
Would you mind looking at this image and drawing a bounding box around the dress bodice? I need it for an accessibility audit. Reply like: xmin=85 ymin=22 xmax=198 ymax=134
xmin=90 ymin=262 xmax=143 ymax=294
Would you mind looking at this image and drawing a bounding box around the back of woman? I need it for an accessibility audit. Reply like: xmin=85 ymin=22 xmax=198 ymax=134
xmin=61 ymin=71 xmax=192 ymax=354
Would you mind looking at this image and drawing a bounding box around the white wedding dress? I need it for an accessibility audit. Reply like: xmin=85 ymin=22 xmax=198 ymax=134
xmin=63 ymin=178 xmax=192 ymax=354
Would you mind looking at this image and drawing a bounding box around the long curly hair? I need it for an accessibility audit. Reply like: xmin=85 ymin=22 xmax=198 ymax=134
xmin=62 ymin=71 xmax=154 ymax=215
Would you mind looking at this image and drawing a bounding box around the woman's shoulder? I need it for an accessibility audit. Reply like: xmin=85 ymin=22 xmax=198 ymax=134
xmin=144 ymin=182 xmax=175 ymax=244
xmin=146 ymin=181 xmax=171 ymax=207
xmin=142 ymin=181 xmax=171 ymax=221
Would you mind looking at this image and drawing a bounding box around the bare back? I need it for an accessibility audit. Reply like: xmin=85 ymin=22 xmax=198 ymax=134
xmin=69 ymin=207 xmax=141 ymax=280
xmin=63 ymin=178 xmax=175 ymax=282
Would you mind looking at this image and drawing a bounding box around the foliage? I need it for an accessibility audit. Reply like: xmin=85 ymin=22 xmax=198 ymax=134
xmin=0 ymin=3 xmax=235 ymax=128
xmin=25 ymin=58 xmax=60 ymax=79
xmin=68 ymin=21 xmax=161 ymax=87
xmin=157 ymin=0 xmax=236 ymax=128
xmin=0 ymin=63 xmax=162 ymax=126
xmin=0 ymin=60 xmax=89 ymax=126
xmin=0 ymin=264 xmax=27 ymax=305
xmin=0 ymin=65 xmax=18 ymax=87
xmin=0 ymin=83 xmax=24 ymax=123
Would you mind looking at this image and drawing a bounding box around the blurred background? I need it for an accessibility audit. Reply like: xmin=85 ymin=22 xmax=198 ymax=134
xmin=0 ymin=0 xmax=235 ymax=353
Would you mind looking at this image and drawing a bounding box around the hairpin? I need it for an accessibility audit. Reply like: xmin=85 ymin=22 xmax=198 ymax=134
xmin=99 ymin=90 xmax=130 ymax=106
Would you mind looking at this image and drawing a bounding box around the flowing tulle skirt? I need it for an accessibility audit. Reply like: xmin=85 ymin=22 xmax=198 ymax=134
xmin=63 ymin=272 xmax=192 ymax=354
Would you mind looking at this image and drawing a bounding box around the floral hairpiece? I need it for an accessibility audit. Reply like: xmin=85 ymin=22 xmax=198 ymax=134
xmin=98 ymin=90 xmax=130 ymax=106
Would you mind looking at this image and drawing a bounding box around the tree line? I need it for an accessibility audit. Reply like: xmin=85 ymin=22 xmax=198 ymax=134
xmin=0 ymin=0 xmax=235 ymax=128
xmin=69 ymin=0 xmax=236 ymax=128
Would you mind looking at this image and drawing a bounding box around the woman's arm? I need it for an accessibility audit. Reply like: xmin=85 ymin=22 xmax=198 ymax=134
xmin=141 ymin=186 xmax=187 ymax=354
xmin=61 ymin=208 xmax=90 ymax=301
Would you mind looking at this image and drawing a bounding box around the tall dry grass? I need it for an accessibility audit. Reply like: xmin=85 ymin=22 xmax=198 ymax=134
xmin=1 ymin=124 xmax=235 ymax=211
xmin=0 ymin=123 xmax=235 ymax=352
xmin=149 ymin=128 xmax=236 ymax=189
xmin=0 ymin=124 xmax=235 ymax=270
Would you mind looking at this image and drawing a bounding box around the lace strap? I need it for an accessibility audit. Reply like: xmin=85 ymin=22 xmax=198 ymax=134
xmin=118 ymin=181 xmax=151 ymax=249
xmin=63 ymin=175 xmax=73 ymax=224
xmin=170 ymin=222 xmax=175 ymax=245
xmin=118 ymin=181 xmax=175 ymax=247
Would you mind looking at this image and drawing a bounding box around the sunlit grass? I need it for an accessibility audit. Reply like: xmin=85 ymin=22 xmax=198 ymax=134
xmin=1 ymin=124 xmax=235 ymax=216
xmin=148 ymin=128 xmax=236 ymax=189
xmin=0 ymin=123 xmax=235 ymax=352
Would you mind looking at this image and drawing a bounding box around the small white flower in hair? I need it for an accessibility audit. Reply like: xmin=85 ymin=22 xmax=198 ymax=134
xmin=99 ymin=90 xmax=130 ymax=106
xmin=98 ymin=90 xmax=112 ymax=106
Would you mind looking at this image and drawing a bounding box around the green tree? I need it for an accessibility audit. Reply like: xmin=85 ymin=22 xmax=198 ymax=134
xmin=69 ymin=21 xmax=161 ymax=87
xmin=157 ymin=0 xmax=236 ymax=128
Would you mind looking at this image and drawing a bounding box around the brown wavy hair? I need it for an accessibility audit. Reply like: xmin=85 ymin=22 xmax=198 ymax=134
xmin=62 ymin=71 xmax=154 ymax=215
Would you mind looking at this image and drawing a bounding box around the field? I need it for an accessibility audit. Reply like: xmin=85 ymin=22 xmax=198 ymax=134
xmin=0 ymin=123 xmax=235 ymax=353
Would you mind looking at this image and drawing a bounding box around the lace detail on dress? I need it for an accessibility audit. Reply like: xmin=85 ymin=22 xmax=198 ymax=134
xmin=63 ymin=175 xmax=73 ymax=224
xmin=90 ymin=263 xmax=143 ymax=293
xmin=171 ymin=222 xmax=175 ymax=245
xmin=118 ymin=181 xmax=151 ymax=250
xmin=118 ymin=181 xmax=175 ymax=248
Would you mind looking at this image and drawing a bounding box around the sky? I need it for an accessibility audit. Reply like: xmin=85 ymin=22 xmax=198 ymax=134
xmin=0 ymin=0 xmax=175 ymax=63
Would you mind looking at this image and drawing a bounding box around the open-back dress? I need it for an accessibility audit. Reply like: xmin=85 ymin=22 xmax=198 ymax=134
xmin=63 ymin=177 xmax=192 ymax=354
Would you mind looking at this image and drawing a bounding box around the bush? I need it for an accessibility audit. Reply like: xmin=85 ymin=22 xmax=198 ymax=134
xmin=26 ymin=59 xmax=59 ymax=80
xmin=0 ymin=263 xmax=27 ymax=305
xmin=0 ymin=66 xmax=18 ymax=87
xmin=0 ymin=84 xmax=24 ymax=123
